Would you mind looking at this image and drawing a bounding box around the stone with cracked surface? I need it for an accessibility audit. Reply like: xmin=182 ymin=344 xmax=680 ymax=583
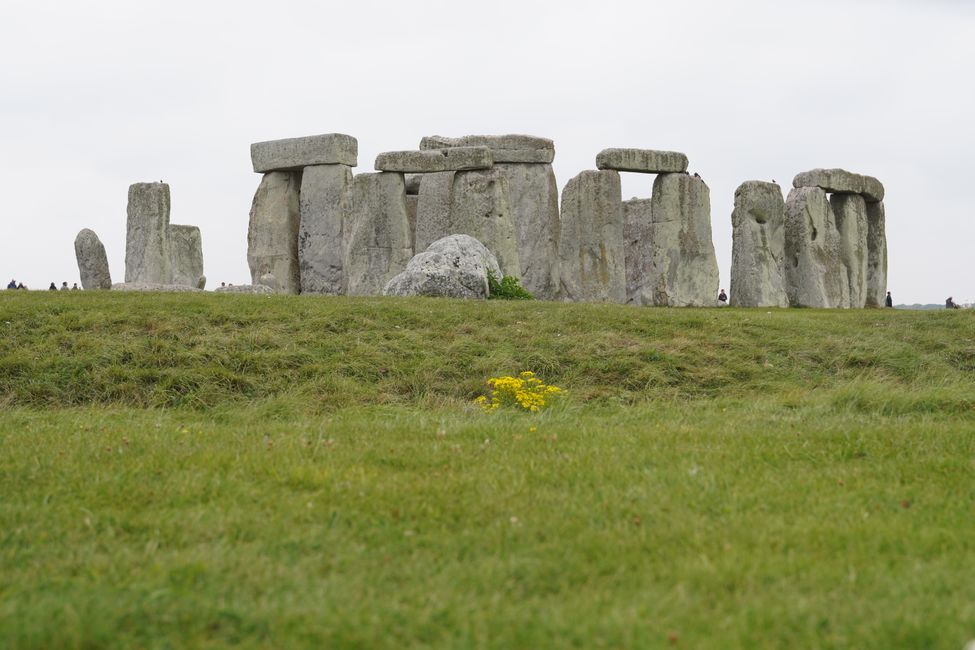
xmin=345 ymin=172 xmax=413 ymax=296
xmin=375 ymin=147 xmax=493 ymax=173
xmin=831 ymin=193 xmax=869 ymax=308
xmin=248 ymin=171 xmax=302 ymax=294
xmin=299 ymin=164 xmax=354 ymax=295
xmin=729 ymin=181 xmax=788 ymax=307
xmin=792 ymin=168 xmax=884 ymax=203
xmin=623 ymin=198 xmax=654 ymax=306
xmin=558 ymin=170 xmax=626 ymax=303
xmin=125 ymin=182 xmax=171 ymax=285
xmin=214 ymin=284 xmax=276 ymax=294
xmin=784 ymin=187 xmax=849 ymax=308
xmin=168 ymin=224 xmax=205 ymax=289
xmin=251 ymin=133 xmax=357 ymax=172
xmin=74 ymin=229 xmax=112 ymax=290
xmin=865 ymin=201 xmax=888 ymax=308
xmin=112 ymin=282 xmax=204 ymax=292
xmin=420 ymin=134 xmax=555 ymax=164
xmin=383 ymin=234 xmax=501 ymax=299
xmin=596 ymin=148 xmax=688 ymax=174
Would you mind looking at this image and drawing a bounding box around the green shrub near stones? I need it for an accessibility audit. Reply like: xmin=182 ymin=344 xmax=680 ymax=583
xmin=487 ymin=269 xmax=533 ymax=300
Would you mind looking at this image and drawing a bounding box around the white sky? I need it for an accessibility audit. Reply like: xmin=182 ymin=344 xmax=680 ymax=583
xmin=1 ymin=0 xmax=972 ymax=303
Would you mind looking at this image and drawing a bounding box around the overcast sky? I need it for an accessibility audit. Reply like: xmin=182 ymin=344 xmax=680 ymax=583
xmin=1 ymin=0 xmax=972 ymax=303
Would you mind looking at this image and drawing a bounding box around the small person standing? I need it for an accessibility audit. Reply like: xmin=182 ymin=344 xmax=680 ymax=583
xmin=718 ymin=289 xmax=728 ymax=306
xmin=885 ymin=291 xmax=893 ymax=308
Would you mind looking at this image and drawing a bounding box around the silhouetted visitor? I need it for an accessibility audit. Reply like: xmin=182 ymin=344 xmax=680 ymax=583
xmin=17 ymin=283 xmax=25 ymax=290
xmin=718 ymin=289 xmax=728 ymax=305
xmin=885 ymin=291 xmax=893 ymax=308
xmin=71 ymin=283 xmax=80 ymax=291
xmin=946 ymin=297 xmax=960 ymax=309
xmin=48 ymin=282 xmax=57 ymax=291
xmin=6 ymin=279 xmax=16 ymax=290
xmin=60 ymin=282 xmax=69 ymax=291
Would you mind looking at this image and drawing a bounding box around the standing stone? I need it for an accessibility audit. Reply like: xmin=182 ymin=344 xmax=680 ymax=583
xmin=865 ymin=201 xmax=888 ymax=308
xmin=248 ymin=171 xmax=302 ymax=294
xmin=558 ymin=170 xmax=625 ymax=303
xmin=299 ymin=164 xmax=353 ymax=294
xmin=793 ymin=168 xmax=884 ymax=203
xmin=623 ymin=198 xmax=654 ymax=306
xmin=405 ymin=195 xmax=419 ymax=253
xmin=258 ymin=272 xmax=280 ymax=292
xmin=729 ymin=181 xmax=788 ymax=307
xmin=168 ymin=225 xmax=205 ymax=289
xmin=784 ymin=187 xmax=849 ymax=308
xmin=414 ymin=170 xmax=521 ymax=277
xmin=345 ymin=172 xmax=413 ymax=296
xmin=831 ymin=194 xmax=869 ymax=308
xmin=647 ymin=174 xmax=720 ymax=307
xmin=125 ymin=182 xmax=171 ymax=284
xmin=497 ymin=163 xmax=560 ymax=299
xmin=74 ymin=229 xmax=112 ymax=290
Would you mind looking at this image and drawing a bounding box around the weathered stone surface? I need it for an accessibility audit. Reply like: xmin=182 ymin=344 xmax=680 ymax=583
xmin=299 ymin=164 xmax=354 ymax=295
xmin=865 ymin=201 xmax=888 ymax=308
xmin=258 ymin=272 xmax=279 ymax=292
xmin=345 ymin=172 xmax=413 ymax=296
xmin=793 ymin=168 xmax=884 ymax=203
xmin=420 ymin=134 xmax=555 ymax=164
xmin=251 ymin=133 xmax=357 ymax=172
xmin=248 ymin=171 xmax=302 ymax=294
xmin=168 ymin=225 xmax=205 ymax=289
xmin=405 ymin=195 xmax=418 ymax=253
xmin=596 ymin=149 xmax=688 ymax=174
xmin=784 ymin=187 xmax=849 ymax=308
xmin=414 ymin=169 xmax=520 ymax=277
xmin=112 ymin=282 xmax=203 ymax=292
xmin=623 ymin=198 xmax=653 ymax=306
xmin=729 ymin=181 xmax=788 ymax=307
xmin=74 ymin=229 xmax=112 ymax=290
xmin=125 ymin=182 xmax=171 ymax=284
xmin=647 ymin=174 xmax=720 ymax=307
xmin=496 ymin=163 xmax=560 ymax=300
xmin=383 ymin=234 xmax=501 ymax=299
xmin=831 ymin=194 xmax=869 ymax=308
xmin=375 ymin=147 xmax=492 ymax=173
xmin=558 ymin=170 xmax=625 ymax=303
xmin=213 ymin=284 xmax=275 ymax=294
xmin=404 ymin=174 xmax=423 ymax=195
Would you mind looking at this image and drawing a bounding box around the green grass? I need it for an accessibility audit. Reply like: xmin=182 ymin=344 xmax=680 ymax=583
xmin=1 ymin=292 xmax=974 ymax=648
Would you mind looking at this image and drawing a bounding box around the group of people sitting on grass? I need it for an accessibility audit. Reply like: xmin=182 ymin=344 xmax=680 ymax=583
xmin=6 ymin=279 xmax=27 ymax=290
xmin=6 ymin=279 xmax=81 ymax=291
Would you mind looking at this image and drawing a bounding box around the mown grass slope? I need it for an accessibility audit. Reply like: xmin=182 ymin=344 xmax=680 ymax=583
xmin=1 ymin=292 xmax=974 ymax=649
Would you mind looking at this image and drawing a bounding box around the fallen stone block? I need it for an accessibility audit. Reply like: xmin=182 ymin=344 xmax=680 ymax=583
xmin=345 ymin=172 xmax=413 ymax=296
xmin=251 ymin=133 xmax=357 ymax=173
xmin=792 ymin=168 xmax=884 ymax=203
xmin=383 ymin=234 xmax=501 ymax=299
xmin=248 ymin=171 xmax=302 ymax=294
xmin=299 ymin=164 xmax=354 ymax=294
xmin=74 ymin=229 xmax=112 ymax=290
xmin=213 ymin=284 xmax=275 ymax=294
xmin=729 ymin=181 xmax=788 ymax=307
xmin=596 ymin=148 xmax=688 ymax=174
xmin=784 ymin=187 xmax=849 ymax=308
xmin=375 ymin=147 xmax=493 ymax=173
xmin=112 ymin=282 xmax=203 ymax=292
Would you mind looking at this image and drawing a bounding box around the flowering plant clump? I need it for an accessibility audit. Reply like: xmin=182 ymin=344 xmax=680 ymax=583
xmin=475 ymin=371 xmax=562 ymax=413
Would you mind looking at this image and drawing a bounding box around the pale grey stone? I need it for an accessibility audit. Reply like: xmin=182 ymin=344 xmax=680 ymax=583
xmin=784 ymin=187 xmax=849 ymax=308
xmin=420 ymin=134 xmax=555 ymax=163
xmin=623 ymin=198 xmax=653 ymax=306
xmin=792 ymin=168 xmax=884 ymax=203
xmin=596 ymin=149 xmax=688 ymax=174
xmin=112 ymin=282 xmax=203 ymax=292
xmin=251 ymin=133 xmax=357 ymax=172
xmin=414 ymin=169 xmax=520 ymax=277
xmin=646 ymin=174 xmax=720 ymax=307
xmin=168 ymin=225 xmax=205 ymax=289
xmin=74 ymin=229 xmax=112 ymax=290
xmin=405 ymin=195 xmax=418 ymax=253
xmin=345 ymin=172 xmax=413 ymax=296
xmin=299 ymin=164 xmax=354 ymax=294
xmin=258 ymin=272 xmax=279 ymax=292
xmin=248 ymin=171 xmax=301 ymax=294
xmin=831 ymin=194 xmax=869 ymax=308
xmin=495 ymin=163 xmax=560 ymax=300
xmin=375 ymin=147 xmax=492 ymax=173
xmin=213 ymin=284 xmax=276 ymax=294
xmin=729 ymin=181 xmax=788 ymax=307
xmin=865 ymin=201 xmax=888 ymax=308
xmin=404 ymin=174 xmax=423 ymax=195
xmin=125 ymin=182 xmax=171 ymax=284
xmin=558 ymin=170 xmax=626 ymax=303
xmin=383 ymin=234 xmax=501 ymax=299
xmin=196 ymin=275 xmax=207 ymax=290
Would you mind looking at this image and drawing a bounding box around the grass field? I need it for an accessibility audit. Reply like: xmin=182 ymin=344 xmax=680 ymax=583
xmin=1 ymin=292 xmax=974 ymax=648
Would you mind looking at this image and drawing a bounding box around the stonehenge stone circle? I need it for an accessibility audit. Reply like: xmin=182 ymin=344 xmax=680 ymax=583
xmin=647 ymin=174 xmax=720 ymax=307
xmin=596 ymin=148 xmax=689 ymax=174
xmin=558 ymin=170 xmax=626 ymax=303
xmin=168 ymin=225 xmax=205 ymax=290
xmin=784 ymin=187 xmax=849 ymax=308
xmin=345 ymin=172 xmax=413 ymax=296
xmin=247 ymin=171 xmax=302 ymax=294
xmin=125 ymin=182 xmax=171 ymax=284
xmin=830 ymin=194 xmax=869 ymax=308
xmin=793 ymin=169 xmax=884 ymax=203
xmin=865 ymin=201 xmax=888 ymax=308
xmin=251 ymin=133 xmax=357 ymax=172
xmin=383 ymin=234 xmax=502 ymax=300
xmin=375 ymin=147 xmax=493 ymax=173
xmin=299 ymin=164 xmax=354 ymax=294
xmin=420 ymin=135 xmax=555 ymax=164
xmin=729 ymin=181 xmax=788 ymax=307
xmin=623 ymin=198 xmax=654 ymax=306
xmin=74 ymin=228 xmax=112 ymax=290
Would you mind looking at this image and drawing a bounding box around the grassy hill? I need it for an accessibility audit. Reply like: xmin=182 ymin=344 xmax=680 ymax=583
xmin=1 ymin=292 xmax=974 ymax=648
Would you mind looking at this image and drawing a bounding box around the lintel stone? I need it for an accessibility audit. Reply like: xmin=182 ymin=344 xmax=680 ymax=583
xmin=375 ymin=147 xmax=493 ymax=173
xmin=420 ymin=135 xmax=555 ymax=164
xmin=792 ymin=168 xmax=884 ymax=203
xmin=595 ymin=148 xmax=689 ymax=174
xmin=251 ymin=133 xmax=357 ymax=172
